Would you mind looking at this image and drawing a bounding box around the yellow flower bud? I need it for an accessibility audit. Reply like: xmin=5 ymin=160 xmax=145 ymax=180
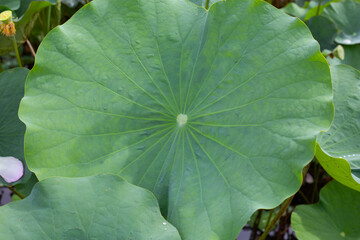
xmin=0 ymin=22 xmax=16 ymax=37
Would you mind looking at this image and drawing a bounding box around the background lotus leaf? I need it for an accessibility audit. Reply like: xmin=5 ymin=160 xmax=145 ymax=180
xmin=292 ymin=180 xmax=360 ymax=239
xmin=321 ymin=0 xmax=360 ymax=45
xmin=306 ymin=15 xmax=337 ymax=50
xmin=0 ymin=0 xmax=20 ymax=11
xmin=19 ymin=0 xmax=333 ymax=239
xmin=0 ymin=67 xmax=30 ymax=184
xmin=0 ymin=174 xmax=181 ymax=239
xmin=316 ymin=64 xmax=360 ymax=191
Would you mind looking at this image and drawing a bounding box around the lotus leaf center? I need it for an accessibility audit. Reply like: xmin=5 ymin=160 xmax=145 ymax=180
xmin=177 ymin=114 xmax=188 ymax=127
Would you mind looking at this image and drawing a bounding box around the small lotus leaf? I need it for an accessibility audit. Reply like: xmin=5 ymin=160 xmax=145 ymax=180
xmin=0 ymin=174 xmax=181 ymax=239
xmin=316 ymin=64 xmax=360 ymax=191
xmin=292 ymin=180 xmax=360 ymax=240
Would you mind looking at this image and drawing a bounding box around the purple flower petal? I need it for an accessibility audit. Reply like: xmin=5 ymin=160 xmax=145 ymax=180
xmin=0 ymin=156 xmax=24 ymax=183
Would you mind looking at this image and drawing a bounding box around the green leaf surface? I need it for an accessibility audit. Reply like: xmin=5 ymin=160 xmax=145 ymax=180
xmin=0 ymin=0 xmax=56 ymax=54
xmin=292 ymin=180 xmax=360 ymax=240
xmin=188 ymin=0 xmax=223 ymax=8
xmin=316 ymin=64 xmax=360 ymax=191
xmin=0 ymin=68 xmax=30 ymax=184
xmin=0 ymin=0 xmax=20 ymax=10
xmin=321 ymin=0 xmax=360 ymax=45
xmin=306 ymin=16 xmax=337 ymax=50
xmin=19 ymin=0 xmax=333 ymax=239
xmin=0 ymin=174 xmax=181 ymax=239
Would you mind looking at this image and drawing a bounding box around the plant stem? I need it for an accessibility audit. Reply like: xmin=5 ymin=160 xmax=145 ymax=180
xmin=312 ymin=162 xmax=321 ymax=202
xmin=0 ymin=59 xmax=3 ymax=73
xmin=205 ymin=0 xmax=210 ymax=10
xmin=265 ymin=209 xmax=274 ymax=229
xmin=85 ymin=0 xmax=89 ymax=4
xmin=279 ymin=208 xmax=293 ymax=236
xmin=276 ymin=213 xmax=285 ymax=240
xmin=12 ymin=35 xmax=22 ymax=67
xmin=316 ymin=0 xmax=322 ymax=15
xmin=26 ymin=39 xmax=36 ymax=58
xmin=8 ymin=186 xmax=24 ymax=199
xmin=250 ymin=210 xmax=262 ymax=240
xmin=47 ymin=6 xmax=52 ymax=33
xmin=258 ymin=195 xmax=294 ymax=240
xmin=298 ymin=189 xmax=311 ymax=204
xmin=56 ymin=0 xmax=61 ymax=26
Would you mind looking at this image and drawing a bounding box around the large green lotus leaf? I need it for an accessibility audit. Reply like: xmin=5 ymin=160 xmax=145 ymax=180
xmin=19 ymin=0 xmax=333 ymax=239
xmin=321 ymin=0 xmax=360 ymax=45
xmin=316 ymin=65 xmax=360 ymax=191
xmin=306 ymin=16 xmax=337 ymax=50
xmin=0 ymin=68 xmax=31 ymax=184
xmin=0 ymin=174 xmax=181 ymax=239
xmin=326 ymin=45 xmax=360 ymax=71
xmin=0 ymin=0 xmax=56 ymax=54
xmin=292 ymin=180 xmax=360 ymax=239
